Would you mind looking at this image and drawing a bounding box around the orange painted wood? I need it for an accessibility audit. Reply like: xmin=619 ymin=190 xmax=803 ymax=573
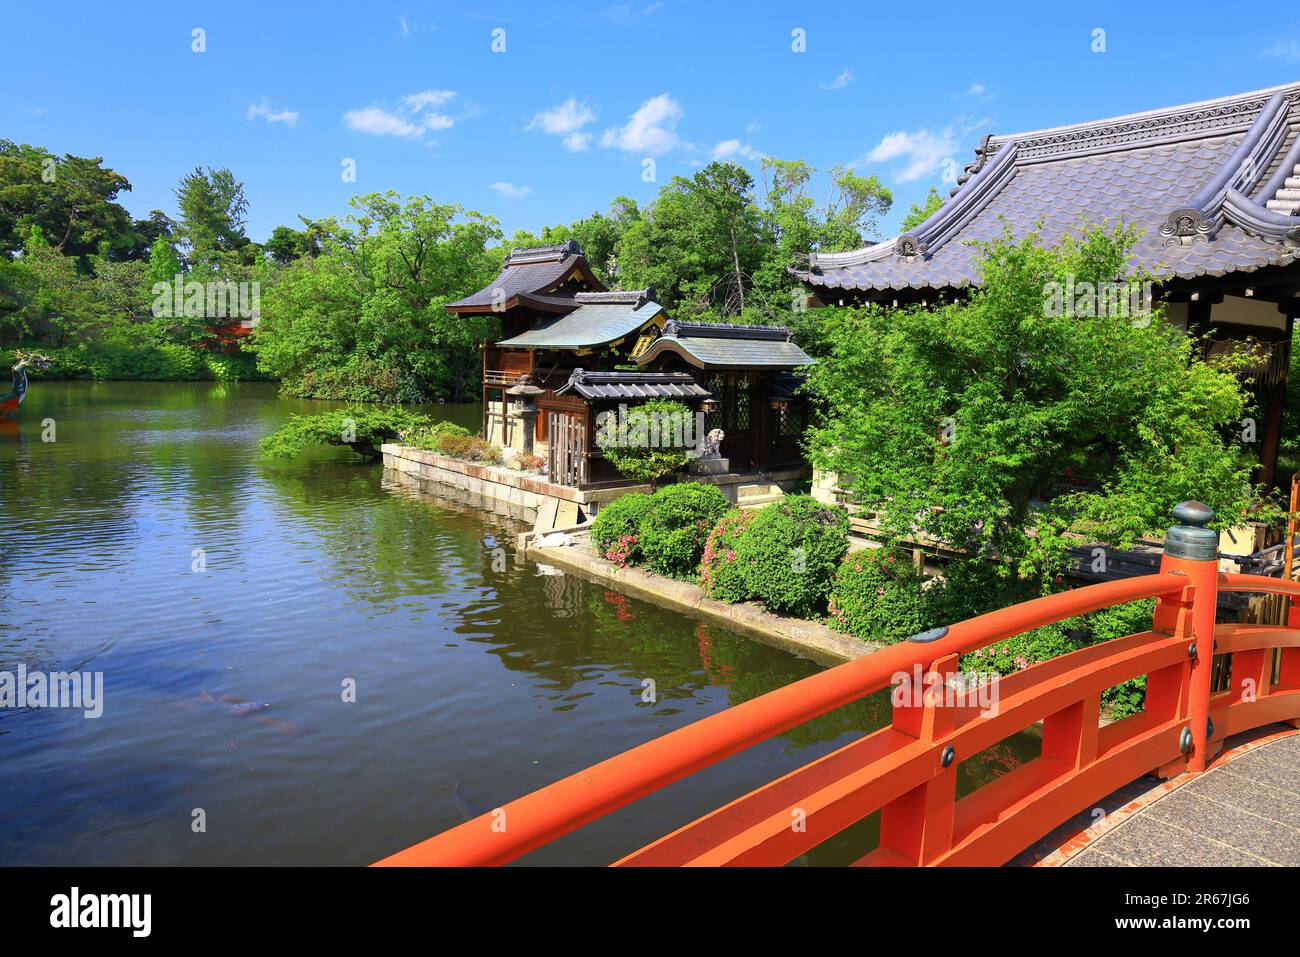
xmin=375 ymin=571 xmax=1300 ymax=869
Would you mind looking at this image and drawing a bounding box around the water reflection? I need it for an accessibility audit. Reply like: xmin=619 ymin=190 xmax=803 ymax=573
xmin=0 ymin=382 xmax=1035 ymax=866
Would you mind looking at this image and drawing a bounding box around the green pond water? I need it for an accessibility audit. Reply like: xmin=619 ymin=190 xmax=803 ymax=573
xmin=0 ymin=381 xmax=1035 ymax=865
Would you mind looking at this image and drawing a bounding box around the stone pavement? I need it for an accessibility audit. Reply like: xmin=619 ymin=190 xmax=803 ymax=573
xmin=1066 ymin=730 xmax=1300 ymax=867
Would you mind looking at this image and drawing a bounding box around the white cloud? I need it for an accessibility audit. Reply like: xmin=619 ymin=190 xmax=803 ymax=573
xmin=599 ymin=3 xmax=662 ymax=23
xmin=489 ymin=182 xmax=532 ymax=198
xmin=247 ymin=102 xmax=299 ymax=127
xmin=1262 ymin=39 xmax=1300 ymax=63
xmin=965 ymin=81 xmax=987 ymax=97
xmin=711 ymin=139 xmax=760 ymax=161
xmin=745 ymin=120 xmax=761 ymax=133
xmin=859 ymin=127 xmax=960 ymax=183
xmin=601 ymin=93 xmax=683 ymax=155
xmin=343 ymin=90 xmax=457 ymax=138
xmin=528 ymin=97 xmax=598 ymax=150
xmin=822 ymin=67 xmax=854 ymax=91
xmin=404 ymin=89 xmax=456 ymax=111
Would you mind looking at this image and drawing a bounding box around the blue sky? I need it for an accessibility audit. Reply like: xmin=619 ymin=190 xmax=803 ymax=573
xmin=3 ymin=1 xmax=1298 ymax=245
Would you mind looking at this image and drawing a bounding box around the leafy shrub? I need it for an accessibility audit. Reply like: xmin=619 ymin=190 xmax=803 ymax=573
xmin=828 ymin=548 xmax=935 ymax=643
xmin=732 ymin=495 xmax=849 ymax=617
xmin=955 ymin=584 xmax=1156 ymax=719
xmin=406 ymin=421 xmax=472 ymax=451
xmin=286 ymin=358 xmax=428 ymax=404
xmin=3 ymin=342 xmax=269 ymax=382
xmin=591 ymin=493 xmax=655 ymax=565
xmin=435 ymin=432 xmax=502 ymax=464
xmin=596 ymin=399 xmax=696 ymax=488
xmin=638 ymin=482 xmax=730 ymax=578
xmin=700 ymin=509 xmax=757 ymax=603
xmin=259 ymin=407 xmax=434 ymax=460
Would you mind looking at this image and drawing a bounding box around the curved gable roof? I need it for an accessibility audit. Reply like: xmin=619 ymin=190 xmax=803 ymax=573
xmin=795 ymin=81 xmax=1300 ymax=296
xmin=446 ymin=240 xmax=606 ymax=313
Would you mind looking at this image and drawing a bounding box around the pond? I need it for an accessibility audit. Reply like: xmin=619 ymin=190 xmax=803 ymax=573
xmin=0 ymin=381 xmax=1035 ymax=866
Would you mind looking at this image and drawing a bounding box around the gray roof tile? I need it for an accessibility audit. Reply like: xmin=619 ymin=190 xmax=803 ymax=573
xmin=638 ymin=322 xmax=815 ymax=369
xmin=796 ymin=82 xmax=1300 ymax=296
xmin=495 ymin=301 xmax=663 ymax=349
xmin=446 ymin=240 xmax=604 ymax=311
xmin=554 ymin=370 xmax=711 ymax=400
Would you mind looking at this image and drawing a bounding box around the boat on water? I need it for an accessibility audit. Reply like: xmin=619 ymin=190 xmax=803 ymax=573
xmin=1 ymin=352 xmax=52 ymax=414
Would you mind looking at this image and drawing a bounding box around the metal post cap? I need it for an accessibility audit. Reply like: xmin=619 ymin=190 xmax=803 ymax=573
xmin=1165 ymin=501 xmax=1217 ymax=561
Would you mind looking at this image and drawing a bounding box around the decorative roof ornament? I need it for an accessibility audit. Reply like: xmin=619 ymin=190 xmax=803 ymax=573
xmin=1160 ymin=208 xmax=1218 ymax=246
xmin=573 ymin=287 xmax=657 ymax=308
xmin=952 ymin=134 xmax=996 ymax=197
xmin=896 ymin=234 xmax=928 ymax=261
xmin=504 ymin=240 xmax=582 ymax=266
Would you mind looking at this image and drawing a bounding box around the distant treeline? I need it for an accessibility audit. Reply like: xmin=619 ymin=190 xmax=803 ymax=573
xmin=0 ymin=137 xmax=943 ymax=400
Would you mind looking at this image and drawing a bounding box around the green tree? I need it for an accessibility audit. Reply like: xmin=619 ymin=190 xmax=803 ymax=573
xmin=899 ymin=186 xmax=945 ymax=232
xmin=248 ymin=192 xmax=502 ymax=402
xmin=0 ymin=140 xmax=142 ymax=260
xmin=804 ymin=225 xmax=1273 ymax=588
xmin=174 ymin=166 xmax=249 ymax=270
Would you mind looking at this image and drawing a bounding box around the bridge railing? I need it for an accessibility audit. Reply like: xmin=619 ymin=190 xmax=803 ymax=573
xmin=374 ymin=503 xmax=1300 ymax=867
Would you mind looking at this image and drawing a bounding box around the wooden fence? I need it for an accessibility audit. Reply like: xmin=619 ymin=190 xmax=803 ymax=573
xmin=548 ymin=412 xmax=587 ymax=488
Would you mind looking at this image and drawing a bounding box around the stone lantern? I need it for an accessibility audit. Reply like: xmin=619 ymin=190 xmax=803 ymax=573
xmin=506 ymin=376 xmax=545 ymax=455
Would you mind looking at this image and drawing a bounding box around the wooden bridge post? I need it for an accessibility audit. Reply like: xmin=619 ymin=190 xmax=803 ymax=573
xmin=878 ymin=651 xmax=960 ymax=865
xmin=1156 ymin=502 xmax=1220 ymax=773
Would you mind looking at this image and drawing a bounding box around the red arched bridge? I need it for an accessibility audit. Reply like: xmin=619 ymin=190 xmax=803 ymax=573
xmin=375 ymin=502 xmax=1300 ymax=867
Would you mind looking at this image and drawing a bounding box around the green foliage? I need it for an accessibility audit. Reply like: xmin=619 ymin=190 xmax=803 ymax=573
xmin=727 ymin=495 xmax=850 ymax=616
xmin=259 ymin=407 xmax=434 ymax=460
xmin=431 ymin=431 xmax=503 ymax=465
xmin=173 ymin=166 xmax=250 ymax=269
xmin=398 ymin=420 xmax=500 ymax=464
xmin=2 ymin=341 xmax=264 ymax=382
xmin=404 ymin=420 xmax=472 ymax=451
xmin=828 ymin=548 xmax=934 ymax=643
xmin=899 ymin=186 xmax=945 ymax=232
xmin=805 ymin=225 xmax=1276 ymax=588
xmin=700 ymin=509 xmax=757 ymax=603
xmin=638 ymin=482 xmax=731 ymax=578
xmin=591 ymin=493 xmax=655 ymax=566
xmin=248 ymin=192 xmax=502 ymax=403
xmin=0 ymin=139 xmax=144 ymax=259
xmin=595 ymin=399 xmax=696 ymax=487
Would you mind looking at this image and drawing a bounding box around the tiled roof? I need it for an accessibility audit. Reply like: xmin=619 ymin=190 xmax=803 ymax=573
xmin=554 ymin=370 xmax=711 ymax=400
xmin=795 ymin=82 xmax=1300 ymax=296
xmin=495 ymin=299 xmax=663 ymax=349
xmin=446 ymin=240 xmax=605 ymax=311
xmin=637 ymin=321 xmax=815 ymax=369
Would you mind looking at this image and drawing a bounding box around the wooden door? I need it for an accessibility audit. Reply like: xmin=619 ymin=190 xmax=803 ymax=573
xmin=704 ymin=373 xmax=754 ymax=470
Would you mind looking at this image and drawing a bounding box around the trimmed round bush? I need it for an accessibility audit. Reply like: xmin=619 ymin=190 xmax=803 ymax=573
xmin=591 ymin=493 xmax=655 ymax=566
xmin=638 ymin=482 xmax=731 ymax=578
xmin=596 ymin=398 xmax=695 ymax=488
xmin=734 ymin=494 xmax=849 ymax=617
xmin=700 ymin=509 xmax=756 ymax=602
xmin=828 ymin=548 xmax=935 ymax=643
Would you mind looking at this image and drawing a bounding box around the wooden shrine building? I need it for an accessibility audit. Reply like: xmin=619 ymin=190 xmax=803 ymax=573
xmin=447 ymin=241 xmax=815 ymax=487
xmin=793 ymin=81 xmax=1300 ymax=487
